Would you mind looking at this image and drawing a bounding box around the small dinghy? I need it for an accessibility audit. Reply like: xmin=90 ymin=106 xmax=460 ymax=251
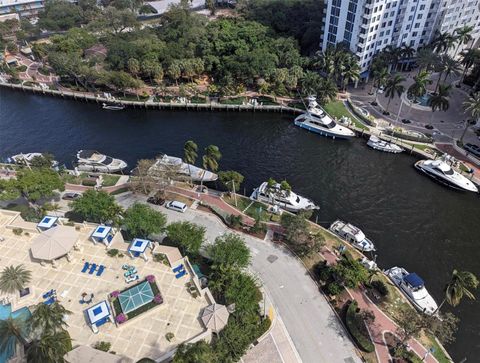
xmin=367 ymin=135 xmax=403 ymax=153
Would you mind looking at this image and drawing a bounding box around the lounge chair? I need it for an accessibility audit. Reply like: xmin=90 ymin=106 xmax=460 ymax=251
xmin=44 ymin=296 xmax=56 ymax=305
xmin=81 ymin=262 xmax=89 ymax=273
xmin=173 ymin=264 xmax=184 ymax=273
xmin=175 ymin=270 xmax=187 ymax=279
xmin=96 ymin=265 xmax=105 ymax=276
xmin=124 ymin=268 xmax=137 ymax=277
xmin=122 ymin=264 xmax=130 ymax=270
xmin=42 ymin=289 xmax=56 ymax=299
xmin=107 ymin=234 xmax=113 ymax=244
xmin=125 ymin=274 xmax=139 ymax=283
xmin=88 ymin=263 xmax=97 ymax=274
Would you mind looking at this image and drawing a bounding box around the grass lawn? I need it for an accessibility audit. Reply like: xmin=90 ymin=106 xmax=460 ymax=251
xmin=219 ymin=97 xmax=246 ymax=105
xmin=223 ymin=194 xmax=280 ymax=222
xmin=102 ymin=174 xmax=120 ymax=187
xmin=323 ymin=101 xmax=369 ymax=130
xmin=257 ymin=96 xmax=279 ymax=105
xmin=164 ymin=191 xmax=194 ymax=207
xmin=421 ymin=334 xmax=452 ymax=363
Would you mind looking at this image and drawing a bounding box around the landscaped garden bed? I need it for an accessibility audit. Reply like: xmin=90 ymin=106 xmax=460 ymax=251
xmin=109 ymin=275 xmax=164 ymax=325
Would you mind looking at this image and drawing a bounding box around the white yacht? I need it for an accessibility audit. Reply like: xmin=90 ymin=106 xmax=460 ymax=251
xmin=367 ymin=135 xmax=403 ymax=153
xmin=102 ymin=102 xmax=125 ymax=111
xmin=9 ymin=153 xmax=59 ymax=168
xmin=250 ymin=182 xmax=318 ymax=212
xmin=415 ymin=158 xmax=478 ymax=193
xmin=385 ymin=267 xmax=438 ymax=315
xmin=76 ymin=150 xmax=127 ymax=173
xmin=149 ymin=154 xmax=217 ymax=182
xmin=294 ymin=96 xmax=356 ymax=139
xmin=329 ymin=220 xmax=376 ymax=252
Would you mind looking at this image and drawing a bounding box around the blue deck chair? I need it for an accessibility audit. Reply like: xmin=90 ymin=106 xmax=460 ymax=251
xmin=88 ymin=263 xmax=97 ymax=274
xmin=175 ymin=270 xmax=187 ymax=279
xmin=42 ymin=289 xmax=55 ymax=299
xmin=81 ymin=262 xmax=89 ymax=273
xmin=173 ymin=264 xmax=184 ymax=273
xmin=96 ymin=265 xmax=105 ymax=276
xmin=107 ymin=234 xmax=113 ymax=243
xmin=44 ymin=296 xmax=56 ymax=305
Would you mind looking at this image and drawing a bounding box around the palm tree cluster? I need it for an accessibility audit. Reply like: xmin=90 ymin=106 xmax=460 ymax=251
xmin=436 ymin=269 xmax=479 ymax=313
xmin=183 ymin=140 xmax=222 ymax=188
xmin=0 ymin=265 xmax=73 ymax=363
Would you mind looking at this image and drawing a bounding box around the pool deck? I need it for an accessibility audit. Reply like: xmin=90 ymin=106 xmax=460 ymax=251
xmin=0 ymin=210 xmax=210 ymax=361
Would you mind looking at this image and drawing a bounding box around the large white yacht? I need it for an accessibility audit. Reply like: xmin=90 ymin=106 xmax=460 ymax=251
xmin=329 ymin=220 xmax=376 ymax=252
xmin=385 ymin=267 xmax=438 ymax=315
xmin=149 ymin=154 xmax=217 ymax=182
xmin=367 ymin=135 xmax=403 ymax=153
xmin=294 ymin=96 xmax=356 ymax=139
xmin=415 ymin=158 xmax=478 ymax=193
xmin=250 ymin=182 xmax=318 ymax=212
xmin=76 ymin=150 xmax=127 ymax=173
xmin=9 ymin=152 xmax=59 ymax=168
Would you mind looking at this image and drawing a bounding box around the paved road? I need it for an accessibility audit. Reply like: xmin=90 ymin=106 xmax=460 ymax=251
xmin=116 ymin=193 xmax=361 ymax=363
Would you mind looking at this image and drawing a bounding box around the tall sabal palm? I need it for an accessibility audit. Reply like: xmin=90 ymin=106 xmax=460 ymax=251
xmin=453 ymin=26 xmax=474 ymax=57
xmin=463 ymin=92 xmax=480 ymax=124
xmin=428 ymin=83 xmax=451 ymax=123
xmin=0 ymin=265 xmax=31 ymax=294
xmin=460 ymin=48 xmax=480 ymax=82
xmin=431 ymin=31 xmax=457 ymax=54
xmin=340 ymin=56 xmax=360 ymax=91
xmin=384 ymin=45 xmax=401 ymax=72
xmin=400 ymin=44 xmax=416 ymax=70
xmin=29 ymin=302 xmax=71 ymax=335
xmin=202 ymin=145 xmax=221 ymax=188
xmin=441 ymin=55 xmax=461 ymax=82
xmin=416 ymin=47 xmax=440 ymax=73
xmin=383 ymin=74 xmax=405 ymax=113
xmin=183 ymin=140 xmax=198 ymax=184
xmin=26 ymin=330 xmax=72 ymax=363
xmin=0 ymin=316 xmax=29 ymax=354
xmin=408 ymin=70 xmax=431 ymax=102
xmin=435 ymin=270 xmax=479 ymax=313
xmin=372 ymin=67 xmax=389 ymax=102
xmin=316 ymin=78 xmax=338 ymax=104
xmin=313 ymin=47 xmax=336 ymax=76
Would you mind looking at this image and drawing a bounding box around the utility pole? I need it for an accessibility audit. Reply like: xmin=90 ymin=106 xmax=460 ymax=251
xmin=231 ymin=179 xmax=237 ymax=207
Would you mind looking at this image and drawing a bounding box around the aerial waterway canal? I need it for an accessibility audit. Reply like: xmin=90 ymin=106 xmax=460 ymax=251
xmin=1 ymin=90 xmax=479 ymax=361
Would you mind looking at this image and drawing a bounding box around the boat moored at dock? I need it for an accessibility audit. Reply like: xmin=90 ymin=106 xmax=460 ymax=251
xmin=102 ymin=102 xmax=125 ymax=110
xmin=9 ymin=152 xmax=59 ymax=168
xmin=414 ymin=158 xmax=478 ymax=193
xmin=149 ymin=154 xmax=218 ymax=182
xmin=250 ymin=181 xmax=318 ymax=212
xmin=329 ymin=220 xmax=376 ymax=252
xmin=75 ymin=150 xmax=127 ymax=173
xmin=367 ymin=135 xmax=403 ymax=153
xmin=294 ymin=96 xmax=355 ymax=139
xmin=385 ymin=267 xmax=438 ymax=315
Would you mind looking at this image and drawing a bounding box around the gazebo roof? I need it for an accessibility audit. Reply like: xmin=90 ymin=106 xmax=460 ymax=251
xmin=128 ymin=238 xmax=151 ymax=254
xmin=201 ymin=303 xmax=229 ymax=333
xmin=37 ymin=215 xmax=58 ymax=229
xmin=31 ymin=225 xmax=79 ymax=261
xmin=86 ymin=300 xmax=111 ymax=325
xmin=91 ymin=225 xmax=112 ymax=239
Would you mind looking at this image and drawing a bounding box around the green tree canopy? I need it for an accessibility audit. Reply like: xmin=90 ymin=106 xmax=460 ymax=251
xmin=71 ymin=190 xmax=122 ymax=223
xmin=173 ymin=340 xmax=215 ymax=363
xmin=123 ymin=203 xmax=167 ymax=238
xmin=0 ymin=265 xmax=31 ymax=294
xmin=208 ymin=233 xmax=251 ymax=269
xmin=218 ymin=171 xmax=244 ymax=193
xmin=29 ymin=302 xmax=72 ymax=334
xmin=38 ymin=0 xmax=85 ymax=31
xmin=12 ymin=168 xmax=64 ymax=203
xmin=166 ymin=221 xmax=205 ymax=256
xmin=280 ymin=211 xmax=324 ymax=256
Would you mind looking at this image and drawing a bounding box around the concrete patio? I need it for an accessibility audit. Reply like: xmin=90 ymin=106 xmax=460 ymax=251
xmin=0 ymin=210 xmax=210 ymax=361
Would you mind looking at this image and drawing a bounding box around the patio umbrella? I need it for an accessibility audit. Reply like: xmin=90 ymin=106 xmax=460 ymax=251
xmin=201 ymin=303 xmax=229 ymax=333
xmin=30 ymin=225 xmax=79 ymax=261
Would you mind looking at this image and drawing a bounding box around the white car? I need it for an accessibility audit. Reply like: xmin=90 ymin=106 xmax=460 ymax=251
xmin=165 ymin=201 xmax=188 ymax=213
xmin=377 ymin=86 xmax=385 ymax=94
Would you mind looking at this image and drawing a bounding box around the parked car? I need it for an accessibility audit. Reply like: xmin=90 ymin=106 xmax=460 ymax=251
xmin=147 ymin=194 xmax=165 ymax=206
xmin=377 ymin=86 xmax=385 ymax=94
xmin=401 ymin=119 xmax=411 ymax=124
xmin=165 ymin=201 xmax=188 ymax=213
xmin=464 ymin=143 xmax=480 ymax=157
xmin=62 ymin=192 xmax=81 ymax=200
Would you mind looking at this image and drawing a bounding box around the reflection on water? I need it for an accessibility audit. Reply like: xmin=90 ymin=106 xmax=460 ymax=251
xmin=1 ymin=90 xmax=479 ymax=361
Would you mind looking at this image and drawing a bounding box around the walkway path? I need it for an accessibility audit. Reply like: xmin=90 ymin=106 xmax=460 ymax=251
xmin=321 ymin=248 xmax=438 ymax=363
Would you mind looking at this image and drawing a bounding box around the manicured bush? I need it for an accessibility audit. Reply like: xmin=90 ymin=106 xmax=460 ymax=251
xmin=82 ymin=178 xmax=97 ymax=187
xmin=116 ymin=313 xmax=127 ymax=324
xmin=227 ymin=214 xmax=242 ymax=228
xmin=345 ymin=301 xmax=375 ymax=352
xmin=325 ymin=282 xmax=344 ymax=296
xmin=154 ymin=294 xmax=163 ymax=304
xmin=13 ymin=228 xmax=23 ymax=236
xmin=107 ymin=248 xmax=119 ymax=257
xmin=371 ymin=280 xmax=389 ymax=297
xmin=146 ymin=275 xmax=155 ymax=283
xmin=94 ymin=341 xmax=111 ymax=352
xmin=165 ymin=332 xmax=174 ymax=342
xmin=110 ymin=290 xmax=120 ymax=298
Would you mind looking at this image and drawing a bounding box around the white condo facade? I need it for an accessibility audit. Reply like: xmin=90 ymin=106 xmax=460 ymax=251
xmin=321 ymin=0 xmax=480 ymax=74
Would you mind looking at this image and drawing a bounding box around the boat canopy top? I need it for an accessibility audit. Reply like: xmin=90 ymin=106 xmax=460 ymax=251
xmin=404 ymin=273 xmax=424 ymax=288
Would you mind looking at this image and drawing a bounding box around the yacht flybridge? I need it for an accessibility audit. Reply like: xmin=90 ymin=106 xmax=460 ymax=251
xmin=76 ymin=150 xmax=127 ymax=173
xmin=329 ymin=220 xmax=376 ymax=252
xmin=415 ymin=158 xmax=478 ymax=193
xmin=149 ymin=154 xmax=218 ymax=182
xmin=294 ymin=96 xmax=355 ymax=139
xmin=385 ymin=267 xmax=438 ymax=315
xmin=250 ymin=182 xmax=318 ymax=212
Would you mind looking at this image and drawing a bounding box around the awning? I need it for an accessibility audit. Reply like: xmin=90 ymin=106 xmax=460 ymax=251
xmin=201 ymin=303 xmax=229 ymax=333
xmin=31 ymin=226 xmax=79 ymax=261
xmin=91 ymin=225 xmax=112 ymax=239
xmin=86 ymin=300 xmax=111 ymax=325
xmin=128 ymin=238 xmax=151 ymax=254
xmin=37 ymin=215 xmax=58 ymax=230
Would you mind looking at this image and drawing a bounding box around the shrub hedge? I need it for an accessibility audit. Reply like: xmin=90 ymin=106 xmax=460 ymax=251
xmin=346 ymin=99 xmax=377 ymax=127
xmin=345 ymin=301 xmax=375 ymax=352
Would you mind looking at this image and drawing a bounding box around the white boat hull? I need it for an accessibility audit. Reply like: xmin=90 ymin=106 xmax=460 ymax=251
xmin=294 ymin=119 xmax=355 ymax=140
xmin=415 ymin=160 xmax=478 ymax=192
xmin=367 ymin=136 xmax=403 ymax=153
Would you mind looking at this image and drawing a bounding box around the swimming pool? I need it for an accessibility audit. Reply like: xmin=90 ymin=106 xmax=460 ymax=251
xmin=0 ymin=304 xmax=31 ymax=363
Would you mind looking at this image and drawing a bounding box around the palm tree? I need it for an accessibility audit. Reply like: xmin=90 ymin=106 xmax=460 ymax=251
xmin=384 ymin=45 xmax=402 ymax=72
xmin=428 ymin=83 xmax=450 ymax=125
xmin=408 ymin=70 xmax=431 ymax=102
xmin=453 ymin=26 xmax=474 ymax=58
xmin=183 ymin=140 xmax=198 ymax=184
xmin=400 ymin=44 xmax=416 ymax=71
xmin=340 ymin=56 xmax=360 ymax=91
xmin=0 ymin=265 xmax=31 ymax=294
xmin=415 ymin=47 xmax=440 ymax=73
xmin=431 ymin=31 xmax=457 ymax=54
xmin=383 ymin=74 xmax=405 ymax=113
xmin=29 ymin=302 xmax=71 ymax=334
xmin=26 ymin=330 xmax=72 ymax=363
xmin=442 ymin=55 xmax=461 ymax=82
xmin=316 ymin=78 xmax=338 ymax=104
xmin=0 ymin=316 xmax=29 ymax=354
xmin=372 ymin=67 xmax=389 ymax=103
xmin=202 ymin=145 xmax=221 ymax=189
xmin=460 ymin=48 xmax=480 ymax=82
xmin=462 ymin=93 xmax=480 ymax=141
xmin=435 ymin=270 xmax=479 ymax=313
